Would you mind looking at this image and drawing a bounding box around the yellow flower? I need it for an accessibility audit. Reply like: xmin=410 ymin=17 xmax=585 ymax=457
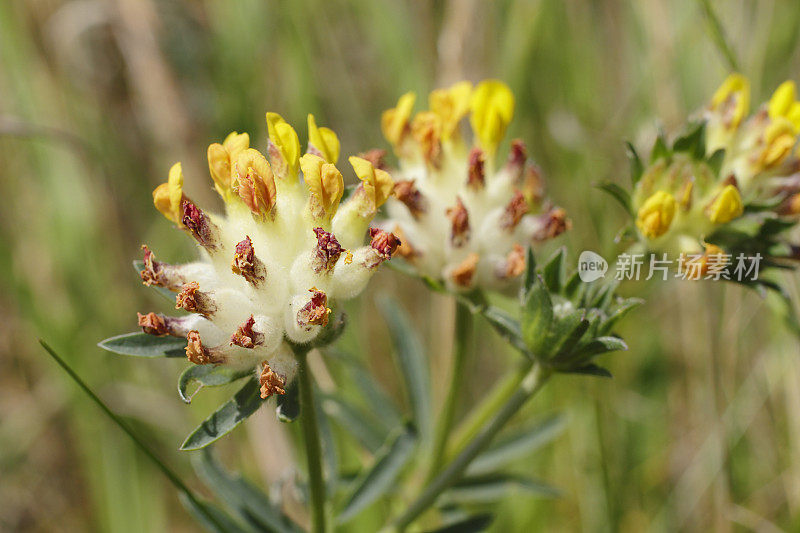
xmin=636 ymin=190 xmax=676 ymax=239
xmin=411 ymin=111 xmax=442 ymax=164
xmin=207 ymin=131 xmax=250 ymax=200
xmin=234 ymin=149 xmax=277 ymax=216
xmin=759 ymin=117 xmax=796 ymax=169
xmin=382 ymin=92 xmax=416 ymax=147
xmin=429 ymin=81 xmax=472 ymax=140
xmin=767 ymin=80 xmax=800 ymax=133
xmin=470 ymin=79 xmax=515 ymax=153
xmin=300 ymin=153 xmax=344 ymax=219
xmin=266 ymin=112 xmax=301 ymax=177
xmin=706 ymin=184 xmax=743 ymax=224
xmin=153 ymin=162 xmax=185 ymax=224
xmin=710 ymin=73 xmax=750 ymax=129
xmin=349 ymin=156 xmax=394 ymax=211
xmin=307 ymin=114 xmax=340 ymax=164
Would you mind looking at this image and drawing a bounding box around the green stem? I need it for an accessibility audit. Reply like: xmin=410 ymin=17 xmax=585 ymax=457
xmin=427 ymin=300 xmax=472 ymax=480
xmin=393 ymin=362 xmax=551 ymax=531
xmin=297 ymin=351 xmax=327 ymax=533
xmin=447 ymin=358 xmax=534 ymax=459
xmin=697 ymin=0 xmax=740 ymax=71
xmin=39 ymin=340 xmax=225 ymax=530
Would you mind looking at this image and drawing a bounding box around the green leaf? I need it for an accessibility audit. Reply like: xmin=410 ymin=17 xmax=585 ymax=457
xmin=561 ymin=364 xmax=613 ymax=378
xmin=672 ymin=121 xmax=706 ymax=159
xmin=178 ymin=365 xmax=251 ymax=404
xmin=542 ymin=247 xmax=566 ymax=293
xmin=600 ymin=297 xmax=644 ymax=335
xmin=706 ymin=148 xmax=726 ymax=175
xmin=581 ymin=336 xmax=628 ymax=356
xmin=522 ymin=246 xmax=537 ymax=297
xmin=180 ymin=377 xmax=265 ymax=450
xmin=596 ymin=182 xmax=632 ymax=214
xmin=467 ymin=415 xmax=566 ymax=476
xmin=132 ymin=260 xmax=175 ymax=302
xmin=650 ymin=132 xmax=670 ymax=163
xmin=192 ymin=451 xmax=299 ymax=533
xmin=322 ymin=394 xmax=387 ymax=453
xmin=441 ymin=475 xmax=561 ymax=505
xmin=626 ymin=141 xmax=644 ymax=185
xmin=178 ymin=493 xmax=250 ymax=533
xmin=551 ymin=317 xmax=591 ymax=360
xmin=520 ymin=275 xmax=554 ymax=356
xmin=479 ymin=306 xmax=530 ymax=356
xmin=337 ymin=424 xmax=417 ymax=523
xmin=330 ymin=350 xmax=402 ymax=428
xmin=98 ymin=332 xmax=186 ymax=358
xmin=276 ymin=380 xmax=300 ymax=423
xmin=377 ymin=296 xmax=433 ymax=441
xmin=424 ymin=513 xmax=494 ymax=533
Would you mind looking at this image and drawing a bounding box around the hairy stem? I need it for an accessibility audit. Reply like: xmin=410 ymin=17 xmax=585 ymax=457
xmin=427 ymin=300 xmax=472 ymax=480
xmin=393 ymin=362 xmax=551 ymax=531
xmin=447 ymin=358 xmax=534 ymax=459
xmin=298 ymin=351 xmax=327 ymax=533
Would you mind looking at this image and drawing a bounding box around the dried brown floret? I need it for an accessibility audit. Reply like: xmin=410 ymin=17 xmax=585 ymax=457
xmin=230 ymin=315 xmax=261 ymax=348
xmin=467 ymin=148 xmax=485 ymax=189
xmin=312 ymin=228 xmax=344 ymax=273
xmin=181 ymin=200 xmax=219 ymax=250
xmin=392 ymin=225 xmax=418 ymax=260
xmin=137 ymin=312 xmax=168 ymax=336
xmin=506 ymin=139 xmax=528 ymax=176
xmin=369 ymin=228 xmax=401 ymax=259
xmin=500 ymin=190 xmax=529 ymax=230
xmin=176 ymin=281 xmax=216 ymax=317
xmin=259 ymin=362 xmax=286 ymax=398
xmin=533 ymin=207 xmax=571 ymax=241
xmin=140 ymin=245 xmax=166 ymax=287
xmin=446 ymin=197 xmax=470 ymax=247
xmin=186 ymin=330 xmax=216 ymax=365
xmin=297 ymin=288 xmax=331 ymax=327
xmin=451 ymin=253 xmax=480 ymax=287
xmin=498 ymin=244 xmax=526 ymax=279
xmin=394 ymin=180 xmax=427 ymax=218
xmin=231 ymin=236 xmax=266 ymax=285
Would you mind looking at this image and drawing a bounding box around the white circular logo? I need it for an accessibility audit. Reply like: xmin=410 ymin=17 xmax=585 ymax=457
xmin=578 ymin=251 xmax=608 ymax=282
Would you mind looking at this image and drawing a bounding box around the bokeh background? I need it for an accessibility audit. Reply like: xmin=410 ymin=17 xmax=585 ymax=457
xmin=2 ymin=0 xmax=800 ymax=531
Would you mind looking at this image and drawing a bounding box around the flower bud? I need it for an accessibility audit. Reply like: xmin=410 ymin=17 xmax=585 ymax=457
xmin=636 ymin=190 xmax=677 ymax=239
xmin=706 ymin=184 xmax=743 ymax=224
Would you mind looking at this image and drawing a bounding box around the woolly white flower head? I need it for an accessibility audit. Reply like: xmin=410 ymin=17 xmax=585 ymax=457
xmin=138 ymin=113 xmax=398 ymax=398
xmin=376 ymin=80 xmax=569 ymax=292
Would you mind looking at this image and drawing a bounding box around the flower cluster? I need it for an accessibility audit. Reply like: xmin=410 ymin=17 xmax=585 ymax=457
xmin=376 ymin=80 xmax=569 ymax=292
xmin=629 ymin=74 xmax=800 ymax=270
xmin=138 ymin=113 xmax=397 ymax=398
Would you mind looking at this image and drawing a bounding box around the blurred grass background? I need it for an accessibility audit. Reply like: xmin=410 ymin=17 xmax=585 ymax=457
xmin=2 ymin=0 xmax=800 ymax=531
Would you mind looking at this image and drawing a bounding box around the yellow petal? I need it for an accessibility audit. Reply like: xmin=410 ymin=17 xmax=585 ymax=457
xmin=167 ymin=162 xmax=184 ymax=215
xmin=235 ymin=149 xmax=276 ymax=215
xmin=223 ymin=131 xmax=250 ymax=161
xmin=707 ymin=184 xmax=743 ymax=224
xmin=349 ymin=156 xmax=394 ymax=209
xmin=381 ymin=92 xmax=416 ymax=146
xmin=768 ymin=80 xmax=797 ymax=120
xmin=307 ymin=114 xmax=340 ymax=164
xmin=429 ymin=81 xmax=472 ymax=140
xmin=301 ymin=153 xmax=343 ymax=215
xmin=710 ymin=73 xmax=750 ymax=129
xmin=207 ymin=143 xmax=231 ymax=197
xmin=760 ymin=117 xmax=796 ymax=168
xmin=266 ymin=112 xmax=300 ymax=176
xmin=410 ymin=111 xmax=442 ymax=164
xmin=470 ymin=79 xmax=515 ymax=152
xmin=786 ymin=101 xmax=800 ymax=134
xmin=153 ymin=183 xmax=176 ymax=223
xmin=635 ymin=190 xmax=676 ymax=239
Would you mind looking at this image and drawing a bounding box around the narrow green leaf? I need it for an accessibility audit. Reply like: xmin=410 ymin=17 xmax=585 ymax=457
xmin=479 ymin=306 xmax=530 ymax=356
xmin=596 ymin=182 xmax=632 ymax=214
xmin=425 ymin=513 xmax=494 ymax=533
xmin=377 ymin=296 xmax=433 ymax=441
xmin=521 ymin=275 xmax=554 ymax=356
xmin=672 ymin=121 xmax=706 ymax=159
xmin=707 ymin=148 xmax=725 ymax=175
xmin=542 ymin=247 xmax=566 ymax=293
xmin=625 ymin=141 xmax=644 ymax=185
xmin=98 ymin=332 xmax=185 ymax=358
xmin=467 ymin=415 xmax=566 ymax=476
xmin=441 ymin=475 xmax=561 ymax=505
xmin=600 ymin=297 xmax=644 ymax=335
xmin=552 ymin=317 xmax=591 ymax=360
xmin=337 ymin=424 xmax=417 ymax=523
xmin=522 ymin=246 xmax=537 ymax=298
xmin=561 ymin=364 xmax=613 ymax=378
xmin=180 ymin=377 xmax=265 ymax=450
xmin=650 ymin=132 xmax=670 ymax=163
xmin=331 ymin=350 xmax=402 ymax=428
xmin=276 ymin=380 xmax=300 ymax=423
xmin=581 ymin=336 xmax=628 ymax=356
xmin=178 ymin=493 xmax=250 ymax=533
xmin=178 ymin=365 xmax=251 ymax=404
xmin=193 ymin=451 xmax=299 ymax=533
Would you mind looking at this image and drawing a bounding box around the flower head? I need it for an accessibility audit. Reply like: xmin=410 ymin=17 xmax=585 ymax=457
xmin=376 ymin=80 xmax=569 ymax=292
xmin=139 ymin=113 xmax=397 ymax=396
